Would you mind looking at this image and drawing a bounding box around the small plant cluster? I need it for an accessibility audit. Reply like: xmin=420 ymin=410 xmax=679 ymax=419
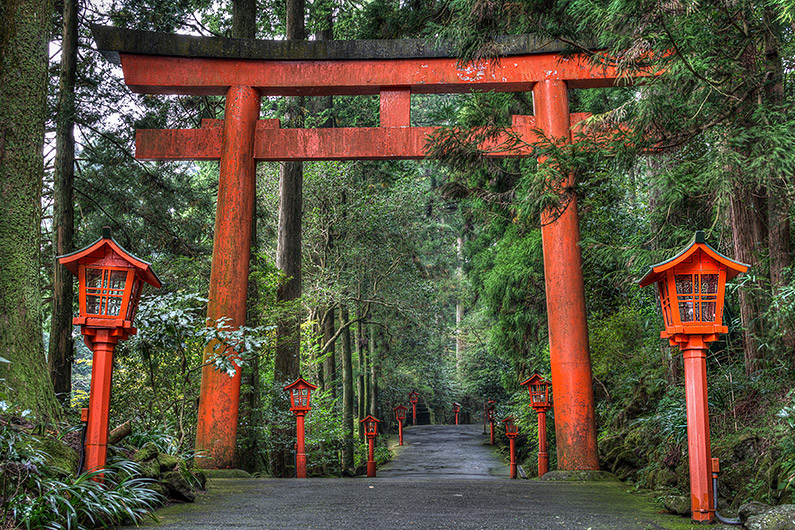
xmin=0 ymin=404 xmax=162 ymax=530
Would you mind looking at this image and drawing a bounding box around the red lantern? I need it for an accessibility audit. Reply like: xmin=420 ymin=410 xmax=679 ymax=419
xmin=640 ymin=231 xmax=748 ymax=348
xmin=59 ymin=227 xmax=161 ymax=341
xmin=58 ymin=227 xmax=161 ymax=476
xmin=283 ymin=376 xmax=318 ymax=478
xmin=452 ymin=402 xmax=460 ymax=425
xmin=501 ymin=416 xmax=518 ymax=438
xmin=360 ymin=415 xmax=381 ymax=477
xmin=284 ymin=376 xmax=317 ymax=414
xmin=394 ymin=404 xmax=407 ymax=422
xmin=520 ymin=374 xmax=552 ymax=477
xmin=393 ymin=405 xmax=407 ymax=446
xmin=520 ymin=374 xmax=552 ymax=413
xmin=640 ymin=231 xmax=748 ymax=522
xmin=408 ymin=391 xmax=419 ymax=425
xmin=502 ymin=415 xmax=519 ymax=479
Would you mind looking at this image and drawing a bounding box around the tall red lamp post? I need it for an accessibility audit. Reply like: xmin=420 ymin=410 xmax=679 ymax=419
xmin=284 ymin=376 xmax=318 ymax=478
xmin=58 ymin=227 xmax=161 ymax=474
xmin=360 ymin=415 xmax=381 ymax=477
xmin=483 ymin=400 xmax=495 ymax=435
xmin=452 ymin=402 xmax=460 ymax=425
xmin=521 ymin=374 xmax=552 ymax=477
xmin=393 ymin=404 xmax=407 ymax=446
xmin=640 ymin=231 xmax=747 ymax=522
xmin=486 ymin=403 xmax=496 ymax=445
xmin=502 ymin=416 xmax=519 ymax=479
xmin=408 ymin=391 xmax=419 ymax=425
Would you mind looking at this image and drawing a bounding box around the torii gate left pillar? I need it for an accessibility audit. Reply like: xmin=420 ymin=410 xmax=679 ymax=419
xmin=195 ymin=86 xmax=260 ymax=468
xmin=90 ymin=25 xmax=651 ymax=470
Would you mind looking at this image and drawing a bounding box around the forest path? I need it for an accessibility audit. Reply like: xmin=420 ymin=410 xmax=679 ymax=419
xmin=123 ymin=423 xmax=699 ymax=529
xmin=378 ymin=423 xmax=508 ymax=479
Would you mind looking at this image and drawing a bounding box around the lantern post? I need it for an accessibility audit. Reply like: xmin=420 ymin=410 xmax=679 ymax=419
xmin=486 ymin=403 xmax=496 ymax=446
xmin=393 ymin=404 xmax=407 ymax=446
xmin=483 ymin=400 xmax=495 ymax=435
xmin=408 ymin=391 xmax=419 ymax=425
xmin=640 ymin=231 xmax=747 ymax=522
xmin=58 ymin=227 xmax=161 ymax=476
xmin=502 ymin=416 xmax=519 ymax=479
xmin=360 ymin=415 xmax=381 ymax=477
xmin=452 ymin=402 xmax=460 ymax=425
xmin=521 ymin=374 xmax=552 ymax=477
xmin=283 ymin=376 xmax=318 ymax=478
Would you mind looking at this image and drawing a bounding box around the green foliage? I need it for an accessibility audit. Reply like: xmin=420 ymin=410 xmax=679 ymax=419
xmin=0 ymin=404 xmax=160 ymax=529
xmin=9 ymin=460 xmax=161 ymax=530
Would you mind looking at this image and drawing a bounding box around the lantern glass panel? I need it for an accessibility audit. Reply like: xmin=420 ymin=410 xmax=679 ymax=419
xmin=126 ymin=276 xmax=142 ymax=321
xmin=85 ymin=268 xmax=127 ymax=317
xmin=293 ymin=388 xmax=309 ymax=408
xmin=659 ymin=280 xmax=672 ymax=327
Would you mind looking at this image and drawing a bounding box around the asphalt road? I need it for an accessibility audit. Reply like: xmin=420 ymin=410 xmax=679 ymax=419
xmin=124 ymin=424 xmax=698 ymax=530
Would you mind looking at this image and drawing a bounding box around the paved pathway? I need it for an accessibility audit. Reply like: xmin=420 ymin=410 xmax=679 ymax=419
xmin=124 ymin=424 xmax=698 ymax=529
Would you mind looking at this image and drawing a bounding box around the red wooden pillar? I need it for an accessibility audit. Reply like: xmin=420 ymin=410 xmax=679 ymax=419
xmin=195 ymin=85 xmax=261 ymax=468
xmin=296 ymin=412 xmax=308 ymax=478
xmin=532 ymin=79 xmax=599 ymax=471
xmin=84 ymin=329 xmax=119 ymax=475
xmin=682 ymin=336 xmax=714 ymax=521
xmin=537 ymin=410 xmax=549 ymax=476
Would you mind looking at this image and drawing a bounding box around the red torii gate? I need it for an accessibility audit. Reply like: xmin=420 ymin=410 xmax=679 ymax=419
xmin=93 ymin=25 xmax=639 ymax=471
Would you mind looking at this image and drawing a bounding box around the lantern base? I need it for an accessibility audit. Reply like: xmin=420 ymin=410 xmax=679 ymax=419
xmin=367 ymin=461 xmax=376 ymax=478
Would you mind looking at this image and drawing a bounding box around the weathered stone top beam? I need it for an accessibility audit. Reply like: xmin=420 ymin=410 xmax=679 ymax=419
xmin=91 ymin=24 xmax=573 ymax=64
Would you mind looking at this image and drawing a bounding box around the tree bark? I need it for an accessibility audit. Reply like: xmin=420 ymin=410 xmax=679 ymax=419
xmin=356 ymin=317 xmax=365 ymax=440
xmin=340 ymin=305 xmax=354 ymax=474
xmin=48 ymin=0 xmax=79 ymax=405
xmin=729 ymin=184 xmax=767 ymax=376
xmin=322 ymin=306 xmax=336 ymax=399
xmin=368 ymin=324 xmax=378 ymax=418
xmin=273 ymin=0 xmax=305 ymax=382
xmin=0 ymin=0 xmax=61 ymax=422
xmin=232 ymin=0 xmax=256 ymax=39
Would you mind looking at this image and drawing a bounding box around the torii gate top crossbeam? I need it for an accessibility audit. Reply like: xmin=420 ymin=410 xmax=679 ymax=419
xmin=92 ymin=25 xmax=632 ymax=96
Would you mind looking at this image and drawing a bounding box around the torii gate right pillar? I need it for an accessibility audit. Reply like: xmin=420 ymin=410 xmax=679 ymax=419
xmin=533 ymin=79 xmax=599 ymax=470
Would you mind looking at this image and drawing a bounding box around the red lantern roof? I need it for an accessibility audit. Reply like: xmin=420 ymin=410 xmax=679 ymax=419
xmin=639 ymin=231 xmax=748 ymax=288
xmin=360 ymin=415 xmax=381 ymax=425
xmin=283 ymin=376 xmax=318 ymax=393
xmin=59 ymin=227 xmax=162 ymax=288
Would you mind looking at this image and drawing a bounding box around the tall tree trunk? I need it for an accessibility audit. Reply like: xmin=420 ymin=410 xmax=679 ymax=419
xmin=455 ymin=236 xmax=465 ymax=377
xmin=0 ymin=0 xmax=61 ymax=422
xmin=48 ymin=0 xmax=78 ymax=406
xmin=340 ymin=305 xmax=354 ymax=474
xmin=322 ymin=306 xmax=336 ymax=399
xmin=729 ymin=184 xmax=767 ymax=376
xmin=356 ymin=317 xmax=365 ymax=440
xmin=232 ymin=0 xmax=256 ymax=39
xmin=368 ymin=324 xmax=378 ymax=418
xmin=761 ymin=9 xmax=794 ymax=354
xmin=273 ymin=0 xmax=305 ymax=382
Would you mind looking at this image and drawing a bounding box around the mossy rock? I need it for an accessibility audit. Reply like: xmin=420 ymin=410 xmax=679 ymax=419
xmin=133 ymin=442 xmax=159 ymax=462
xmin=661 ymin=495 xmax=690 ymax=516
xmin=139 ymin=459 xmax=161 ymax=479
xmin=162 ymin=470 xmax=196 ymax=502
xmin=646 ymin=468 xmax=678 ymax=490
xmin=32 ymin=435 xmax=78 ymax=477
xmin=156 ymin=453 xmax=180 ymax=472
xmin=200 ymin=468 xmax=252 ymax=479
xmin=744 ymin=504 xmax=795 ymax=530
